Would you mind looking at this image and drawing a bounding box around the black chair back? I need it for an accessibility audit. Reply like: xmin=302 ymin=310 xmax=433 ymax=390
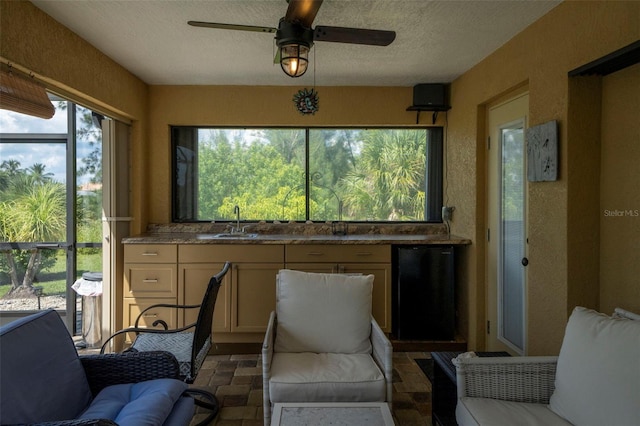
xmin=190 ymin=261 xmax=230 ymax=379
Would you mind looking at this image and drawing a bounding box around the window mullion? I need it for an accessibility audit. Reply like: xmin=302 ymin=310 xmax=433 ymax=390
xmin=65 ymin=102 xmax=77 ymax=332
xmin=304 ymin=128 xmax=310 ymax=221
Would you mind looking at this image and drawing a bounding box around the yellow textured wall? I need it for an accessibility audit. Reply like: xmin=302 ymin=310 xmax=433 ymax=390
xmin=446 ymin=1 xmax=639 ymax=354
xmin=599 ymin=63 xmax=640 ymax=315
xmin=0 ymin=0 xmax=149 ymax=234
xmin=146 ymin=85 xmax=440 ymax=223
xmin=566 ymin=76 xmax=602 ymax=311
xmin=0 ymin=1 xmax=146 ymax=118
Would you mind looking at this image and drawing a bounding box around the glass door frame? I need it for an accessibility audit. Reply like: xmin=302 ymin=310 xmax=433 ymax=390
xmin=486 ymin=91 xmax=529 ymax=355
xmin=0 ymin=101 xmax=103 ymax=333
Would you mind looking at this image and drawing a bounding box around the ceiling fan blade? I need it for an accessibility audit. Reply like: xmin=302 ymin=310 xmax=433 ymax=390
xmin=314 ymin=26 xmax=396 ymax=46
xmin=274 ymin=48 xmax=281 ymax=64
xmin=284 ymin=0 xmax=323 ymax=28
xmin=188 ymin=21 xmax=276 ymax=34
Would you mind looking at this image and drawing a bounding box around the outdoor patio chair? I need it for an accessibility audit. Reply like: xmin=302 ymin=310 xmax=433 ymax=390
xmin=102 ymin=261 xmax=230 ymax=423
xmin=262 ymin=269 xmax=393 ymax=425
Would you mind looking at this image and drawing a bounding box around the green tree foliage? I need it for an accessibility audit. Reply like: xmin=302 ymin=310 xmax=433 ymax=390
xmin=0 ymin=103 xmax=103 ymax=297
xmin=0 ymin=161 xmax=65 ymax=295
xmin=340 ymin=130 xmax=426 ymax=221
xmin=184 ymin=128 xmax=428 ymax=222
xmin=75 ymin=105 xmax=104 ymax=246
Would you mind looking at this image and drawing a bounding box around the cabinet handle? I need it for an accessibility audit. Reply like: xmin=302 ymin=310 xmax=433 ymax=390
xmin=142 ymin=279 xmax=159 ymax=283
xmin=143 ymin=313 xmax=158 ymax=318
xmin=307 ymin=252 xmax=325 ymax=256
xmin=141 ymin=252 xmax=158 ymax=256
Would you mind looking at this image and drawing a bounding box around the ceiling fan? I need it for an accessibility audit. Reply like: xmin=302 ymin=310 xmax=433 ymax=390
xmin=188 ymin=0 xmax=396 ymax=77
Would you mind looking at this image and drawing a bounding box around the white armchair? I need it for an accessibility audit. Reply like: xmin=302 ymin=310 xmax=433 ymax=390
xmin=262 ymin=269 xmax=393 ymax=425
xmin=453 ymin=307 xmax=640 ymax=425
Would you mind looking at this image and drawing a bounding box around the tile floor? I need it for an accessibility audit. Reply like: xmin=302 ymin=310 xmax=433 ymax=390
xmin=190 ymin=351 xmax=433 ymax=426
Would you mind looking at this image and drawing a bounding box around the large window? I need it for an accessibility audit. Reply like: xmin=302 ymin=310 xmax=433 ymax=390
xmin=172 ymin=127 xmax=443 ymax=222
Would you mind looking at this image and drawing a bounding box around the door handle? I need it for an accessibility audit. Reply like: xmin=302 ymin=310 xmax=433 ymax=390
xmin=36 ymin=243 xmax=61 ymax=249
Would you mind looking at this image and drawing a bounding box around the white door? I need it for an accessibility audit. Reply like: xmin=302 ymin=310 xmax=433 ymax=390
xmin=486 ymin=93 xmax=528 ymax=354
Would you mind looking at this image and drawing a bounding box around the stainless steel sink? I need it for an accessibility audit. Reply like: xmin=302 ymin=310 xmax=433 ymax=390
xmin=196 ymin=233 xmax=258 ymax=239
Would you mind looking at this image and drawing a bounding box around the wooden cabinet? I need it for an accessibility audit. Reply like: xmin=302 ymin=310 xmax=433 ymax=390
xmin=122 ymin=242 xmax=392 ymax=342
xmin=179 ymin=245 xmax=284 ymax=341
xmin=285 ymin=245 xmax=392 ymax=332
xmin=123 ymin=245 xmax=178 ymax=343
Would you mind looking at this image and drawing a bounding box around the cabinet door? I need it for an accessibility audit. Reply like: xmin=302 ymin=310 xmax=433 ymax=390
xmin=232 ymin=263 xmax=283 ymax=332
xmin=284 ymin=262 xmax=392 ymax=333
xmin=180 ymin=263 xmax=231 ymax=333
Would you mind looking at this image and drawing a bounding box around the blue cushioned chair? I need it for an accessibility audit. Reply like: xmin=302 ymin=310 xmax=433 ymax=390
xmin=0 ymin=309 xmax=194 ymax=426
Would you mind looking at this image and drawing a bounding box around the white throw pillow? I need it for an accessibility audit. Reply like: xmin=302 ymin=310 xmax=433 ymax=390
xmin=548 ymin=306 xmax=640 ymax=425
xmin=274 ymin=269 xmax=373 ymax=354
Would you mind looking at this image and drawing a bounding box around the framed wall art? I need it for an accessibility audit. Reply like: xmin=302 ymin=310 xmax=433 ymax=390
xmin=526 ymin=120 xmax=558 ymax=181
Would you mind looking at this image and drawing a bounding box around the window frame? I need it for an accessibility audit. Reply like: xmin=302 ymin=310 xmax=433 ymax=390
xmin=171 ymin=126 xmax=444 ymax=223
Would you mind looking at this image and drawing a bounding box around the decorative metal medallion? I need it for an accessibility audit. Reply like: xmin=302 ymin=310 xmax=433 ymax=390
xmin=293 ymin=88 xmax=319 ymax=115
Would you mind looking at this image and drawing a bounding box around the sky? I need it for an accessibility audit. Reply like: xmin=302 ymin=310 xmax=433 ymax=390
xmin=0 ymin=102 xmax=98 ymax=185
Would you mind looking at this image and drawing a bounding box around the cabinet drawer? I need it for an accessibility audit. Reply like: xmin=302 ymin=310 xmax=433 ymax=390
xmin=124 ymin=264 xmax=177 ymax=297
xmin=124 ymin=244 xmax=177 ymax=263
xmin=179 ymin=244 xmax=284 ymax=263
xmin=285 ymin=244 xmax=390 ymax=263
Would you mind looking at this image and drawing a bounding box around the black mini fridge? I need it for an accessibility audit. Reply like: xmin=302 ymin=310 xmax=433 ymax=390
xmin=392 ymin=245 xmax=455 ymax=340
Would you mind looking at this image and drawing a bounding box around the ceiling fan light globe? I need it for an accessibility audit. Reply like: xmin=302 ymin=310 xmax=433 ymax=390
xmin=280 ymin=43 xmax=309 ymax=77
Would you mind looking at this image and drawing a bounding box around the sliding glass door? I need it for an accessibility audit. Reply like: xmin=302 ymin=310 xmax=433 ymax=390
xmin=0 ymin=98 xmax=104 ymax=332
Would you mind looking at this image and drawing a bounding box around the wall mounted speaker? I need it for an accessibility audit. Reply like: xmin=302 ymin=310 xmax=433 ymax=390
xmin=412 ymin=83 xmax=449 ymax=108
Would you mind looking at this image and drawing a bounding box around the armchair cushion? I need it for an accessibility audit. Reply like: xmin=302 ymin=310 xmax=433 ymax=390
xmin=456 ymin=398 xmax=572 ymax=426
xmin=269 ymin=352 xmax=386 ymax=403
xmin=130 ymin=332 xmax=211 ymax=379
xmin=548 ymin=306 xmax=640 ymax=425
xmin=274 ymin=270 xmax=374 ymax=354
xmin=78 ymin=379 xmax=188 ymax=426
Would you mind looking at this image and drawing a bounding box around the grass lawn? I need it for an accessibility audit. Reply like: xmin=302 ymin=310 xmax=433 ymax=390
xmin=0 ymin=249 xmax=101 ymax=298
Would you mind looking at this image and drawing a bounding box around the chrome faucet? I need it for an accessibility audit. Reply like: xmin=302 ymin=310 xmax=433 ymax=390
xmin=233 ymin=205 xmax=241 ymax=233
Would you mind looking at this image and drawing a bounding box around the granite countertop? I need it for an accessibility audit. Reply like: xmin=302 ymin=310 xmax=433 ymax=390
xmin=123 ymin=232 xmax=470 ymax=245
xmin=123 ymin=223 xmax=471 ymax=245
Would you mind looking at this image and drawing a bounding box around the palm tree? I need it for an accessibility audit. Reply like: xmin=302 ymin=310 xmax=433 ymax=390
xmin=340 ymin=130 xmax=426 ymax=221
xmin=0 ymin=160 xmax=22 ymax=192
xmin=27 ymin=163 xmax=54 ymax=184
xmin=0 ymin=166 xmax=65 ymax=297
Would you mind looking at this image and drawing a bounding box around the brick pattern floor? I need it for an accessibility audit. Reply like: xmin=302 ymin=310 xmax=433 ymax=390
xmin=190 ymin=351 xmax=433 ymax=425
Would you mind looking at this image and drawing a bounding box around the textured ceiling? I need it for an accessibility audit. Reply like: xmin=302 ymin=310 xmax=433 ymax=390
xmin=31 ymin=0 xmax=560 ymax=86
